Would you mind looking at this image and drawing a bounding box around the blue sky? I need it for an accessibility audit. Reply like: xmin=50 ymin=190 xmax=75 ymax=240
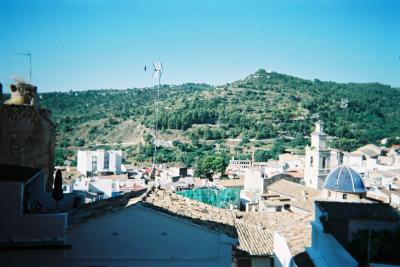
xmin=0 ymin=0 xmax=399 ymax=92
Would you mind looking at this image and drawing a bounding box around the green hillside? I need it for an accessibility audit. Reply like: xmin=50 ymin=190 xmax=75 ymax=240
xmin=39 ymin=70 xmax=400 ymax=174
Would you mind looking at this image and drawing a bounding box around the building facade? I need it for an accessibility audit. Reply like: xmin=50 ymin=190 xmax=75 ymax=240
xmin=304 ymin=121 xmax=331 ymax=189
xmin=77 ymin=149 xmax=122 ymax=176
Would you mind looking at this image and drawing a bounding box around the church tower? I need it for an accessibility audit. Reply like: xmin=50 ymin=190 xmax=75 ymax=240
xmin=304 ymin=121 xmax=331 ymax=189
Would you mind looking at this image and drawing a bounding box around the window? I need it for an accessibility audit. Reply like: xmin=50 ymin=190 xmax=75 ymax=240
xmin=276 ymin=206 xmax=282 ymax=212
xmin=322 ymin=157 xmax=326 ymax=169
xmin=310 ymin=156 xmax=314 ymax=167
xmin=328 ymin=191 xmax=331 ymax=197
xmin=343 ymin=194 xmax=347 ymax=200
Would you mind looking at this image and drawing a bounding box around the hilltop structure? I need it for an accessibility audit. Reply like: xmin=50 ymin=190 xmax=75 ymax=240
xmin=0 ymin=81 xmax=55 ymax=190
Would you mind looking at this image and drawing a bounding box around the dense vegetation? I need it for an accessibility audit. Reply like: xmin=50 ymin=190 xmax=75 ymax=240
xmin=39 ymin=70 xmax=400 ymax=171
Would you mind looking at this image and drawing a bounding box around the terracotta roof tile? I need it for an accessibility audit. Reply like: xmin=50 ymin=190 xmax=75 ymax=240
xmin=235 ymin=221 xmax=273 ymax=256
xmin=68 ymin=188 xmax=147 ymax=227
xmin=267 ymin=179 xmax=322 ymax=201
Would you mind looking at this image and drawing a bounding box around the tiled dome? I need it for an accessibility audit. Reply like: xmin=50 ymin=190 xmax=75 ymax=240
xmin=323 ymin=166 xmax=366 ymax=193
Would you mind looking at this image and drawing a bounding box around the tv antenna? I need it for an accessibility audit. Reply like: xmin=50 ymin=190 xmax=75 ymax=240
xmin=337 ymin=97 xmax=349 ymax=167
xmin=152 ymin=61 xmax=163 ymax=167
xmin=14 ymin=51 xmax=32 ymax=84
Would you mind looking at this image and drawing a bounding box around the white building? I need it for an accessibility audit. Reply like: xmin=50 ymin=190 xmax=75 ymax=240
xmin=278 ymin=153 xmax=305 ymax=171
xmin=77 ymin=149 xmax=122 ymax=176
xmin=243 ymin=168 xmax=264 ymax=193
xmin=261 ymin=161 xmax=288 ymax=174
xmin=304 ymin=121 xmax=331 ymax=189
xmin=229 ymin=158 xmax=253 ymax=171
xmin=342 ymin=144 xmax=400 ymax=173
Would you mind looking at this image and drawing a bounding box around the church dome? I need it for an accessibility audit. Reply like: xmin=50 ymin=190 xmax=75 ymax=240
xmin=323 ymin=166 xmax=367 ymax=193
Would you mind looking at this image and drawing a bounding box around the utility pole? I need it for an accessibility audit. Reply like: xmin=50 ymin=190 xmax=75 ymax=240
xmin=14 ymin=51 xmax=32 ymax=84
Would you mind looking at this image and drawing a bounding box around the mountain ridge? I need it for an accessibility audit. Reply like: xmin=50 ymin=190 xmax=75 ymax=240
xmin=37 ymin=69 xmax=400 ymax=167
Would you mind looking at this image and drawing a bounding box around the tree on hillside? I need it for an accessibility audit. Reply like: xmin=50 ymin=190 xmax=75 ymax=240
xmin=195 ymin=153 xmax=228 ymax=180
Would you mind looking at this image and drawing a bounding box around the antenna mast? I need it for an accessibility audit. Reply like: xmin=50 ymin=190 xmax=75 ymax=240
xmin=339 ymin=98 xmax=349 ymax=165
xmin=14 ymin=51 xmax=32 ymax=84
xmin=152 ymin=61 xmax=163 ymax=167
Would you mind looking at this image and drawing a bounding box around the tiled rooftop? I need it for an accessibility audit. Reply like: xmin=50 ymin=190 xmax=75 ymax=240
xmin=239 ymin=211 xmax=312 ymax=256
xmin=266 ymin=179 xmax=322 ymax=212
xmin=352 ymin=144 xmax=382 ymax=158
xmin=239 ymin=211 xmax=311 ymax=233
xmin=217 ymin=177 xmax=244 ymax=188
xmin=68 ymin=186 xmax=312 ymax=257
xmin=279 ymin=218 xmax=312 ymax=255
xmin=235 ymin=221 xmax=273 ymax=256
xmin=141 ymin=188 xmax=237 ymax=238
xmin=267 ymin=179 xmax=321 ymax=201
xmin=68 ymin=188 xmax=147 ymax=226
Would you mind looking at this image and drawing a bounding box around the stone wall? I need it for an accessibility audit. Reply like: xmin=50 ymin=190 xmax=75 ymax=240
xmin=0 ymin=84 xmax=55 ymax=191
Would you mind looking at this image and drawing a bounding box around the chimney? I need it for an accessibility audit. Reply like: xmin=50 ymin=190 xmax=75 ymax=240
xmin=5 ymin=81 xmax=38 ymax=107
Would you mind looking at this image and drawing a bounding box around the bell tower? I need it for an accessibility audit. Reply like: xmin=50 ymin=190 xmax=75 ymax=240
xmin=304 ymin=121 xmax=331 ymax=189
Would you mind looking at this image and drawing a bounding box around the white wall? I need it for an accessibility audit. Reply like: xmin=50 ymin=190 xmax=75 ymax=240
xmin=273 ymin=231 xmax=293 ymax=267
xmin=72 ymin=177 xmax=90 ymax=191
xmin=0 ymin=181 xmax=67 ymax=243
xmin=307 ymin=207 xmax=358 ymax=267
xmin=1 ymin=204 xmax=236 ymax=267
xmin=1 ymin=204 xmax=235 ymax=267
xmin=391 ymin=194 xmax=400 ymax=206
xmin=243 ymin=169 xmax=264 ymax=193
xmin=89 ymin=178 xmax=114 ymax=198
xmin=109 ymin=150 xmax=122 ymax=174
xmin=96 ymin=149 xmax=106 ymax=172
xmin=77 ymin=150 xmax=90 ymax=175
